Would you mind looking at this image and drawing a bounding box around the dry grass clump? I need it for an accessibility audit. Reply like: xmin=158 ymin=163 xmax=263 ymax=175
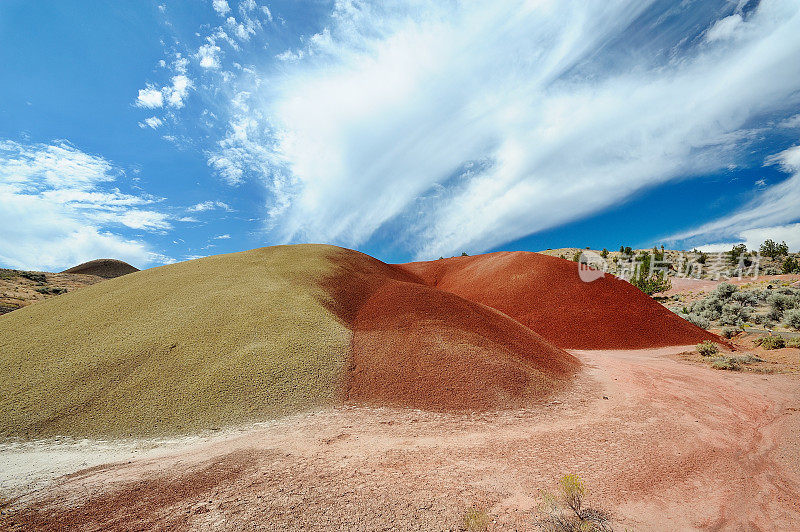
xmin=696 ymin=341 xmax=720 ymax=356
xmin=0 ymin=245 xmax=352 ymax=439
xmin=536 ymin=475 xmax=612 ymax=531
xmin=462 ymin=508 xmax=491 ymax=531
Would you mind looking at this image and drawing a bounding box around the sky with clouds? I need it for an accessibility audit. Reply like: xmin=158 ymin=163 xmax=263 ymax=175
xmin=1 ymin=0 xmax=799 ymax=270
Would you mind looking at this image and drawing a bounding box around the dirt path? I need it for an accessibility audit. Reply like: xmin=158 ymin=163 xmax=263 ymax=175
xmin=4 ymin=346 xmax=800 ymax=531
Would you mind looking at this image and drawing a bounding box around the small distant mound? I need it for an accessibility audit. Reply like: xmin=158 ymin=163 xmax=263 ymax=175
xmin=399 ymin=252 xmax=721 ymax=350
xmin=62 ymin=258 xmax=139 ymax=279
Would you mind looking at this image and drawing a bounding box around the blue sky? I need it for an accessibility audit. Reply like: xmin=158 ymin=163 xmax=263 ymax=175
xmin=1 ymin=0 xmax=799 ymax=270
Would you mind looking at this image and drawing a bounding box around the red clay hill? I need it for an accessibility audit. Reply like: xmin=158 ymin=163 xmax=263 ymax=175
xmin=398 ymin=251 xmax=721 ymax=350
xmin=323 ymin=249 xmax=579 ymax=411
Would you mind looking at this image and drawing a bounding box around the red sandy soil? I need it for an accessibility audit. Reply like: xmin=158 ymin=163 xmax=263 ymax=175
xmin=6 ymin=346 xmax=799 ymax=531
xmin=323 ymin=249 xmax=579 ymax=411
xmin=61 ymin=259 xmax=139 ymax=279
xmin=346 ymin=279 xmax=578 ymax=411
xmin=399 ymin=252 xmax=721 ymax=349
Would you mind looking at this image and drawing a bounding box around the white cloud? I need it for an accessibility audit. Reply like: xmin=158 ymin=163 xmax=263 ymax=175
xmin=695 ymin=223 xmax=800 ymax=253
xmin=214 ymin=233 xmax=231 ymax=239
xmin=134 ymin=75 xmax=192 ymax=116
xmin=187 ymin=200 xmax=232 ymax=212
xmin=261 ymin=5 xmax=273 ymax=22
xmin=232 ymin=0 xmax=800 ymax=259
xmin=165 ymin=75 xmax=192 ymax=108
xmin=197 ymin=43 xmax=221 ymax=69
xmin=669 ymin=142 xmax=800 ymax=250
xmin=0 ymin=140 xmax=173 ymax=270
xmin=212 ymin=0 xmax=230 ymax=16
xmin=139 ymin=116 xmax=163 ymax=129
xmin=779 ymin=114 xmax=800 ymax=128
xmin=226 ymin=16 xmax=256 ymax=41
xmin=136 ymin=85 xmax=164 ymax=108
xmin=705 ymin=14 xmax=745 ymax=42
xmin=239 ymin=0 xmax=256 ymax=14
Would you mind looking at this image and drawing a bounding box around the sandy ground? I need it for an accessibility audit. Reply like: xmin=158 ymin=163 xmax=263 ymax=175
xmin=3 ymin=346 xmax=800 ymax=531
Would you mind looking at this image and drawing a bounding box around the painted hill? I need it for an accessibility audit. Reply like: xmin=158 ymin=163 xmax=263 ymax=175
xmin=61 ymin=258 xmax=139 ymax=278
xmin=399 ymin=251 xmax=721 ymax=349
xmin=0 ymin=245 xmax=579 ymax=440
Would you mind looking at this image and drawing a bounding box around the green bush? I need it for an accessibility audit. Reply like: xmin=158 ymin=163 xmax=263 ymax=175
xmin=784 ymin=309 xmax=800 ymax=330
xmin=711 ymin=356 xmax=740 ymax=371
xmin=781 ymin=256 xmax=799 ymax=274
xmin=696 ymin=341 xmax=720 ymax=356
xmin=713 ymin=283 xmax=737 ymax=299
xmin=761 ymin=239 xmax=789 ymax=259
xmin=681 ymin=312 xmax=709 ymax=329
xmin=768 ymin=293 xmax=795 ymax=313
xmin=786 ymin=337 xmax=800 ymax=348
xmin=721 ymin=327 xmax=739 ymax=339
xmin=728 ymin=244 xmax=749 ymax=265
xmin=759 ymin=336 xmax=786 ymax=350
xmin=20 ymin=271 xmax=47 ymax=284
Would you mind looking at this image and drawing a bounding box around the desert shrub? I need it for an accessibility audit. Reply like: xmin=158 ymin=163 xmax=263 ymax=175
xmin=711 ymin=356 xmax=740 ymax=371
xmin=680 ymin=312 xmax=709 ymax=329
xmin=782 ymin=256 xmax=799 ymax=274
xmin=696 ymin=341 xmax=720 ymax=356
xmin=784 ymin=309 xmax=800 ymax=330
xmin=731 ymin=291 xmax=758 ymax=306
xmin=766 ymin=307 xmax=783 ymax=323
xmin=768 ymin=293 xmax=795 ymax=313
xmin=35 ymin=287 xmax=67 ymax=295
xmin=19 ymin=271 xmax=46 ymax=284
xmin=786 ymin=337 xmax=800 ymax=348
xmin=713 ymin=282 xmax=737 ymax=299
xmin=721 ymin=327 xmax=739 ymax=339
xmin=600 ymin=248 xmax=609 ymax=258
xmin=719 ymin=302 xmax=746 ymax=326
xmin=572 ymin=251 xmax=582 ymax=262
xmin=463 ymin=508 xmax=490 ymax=531
xmin=536 ymin=475 xmax=612 ymax=532
xmin=759 ymin=336 xmax=786 ymax=350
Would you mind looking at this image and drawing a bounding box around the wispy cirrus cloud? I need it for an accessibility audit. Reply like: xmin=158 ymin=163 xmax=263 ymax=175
xmin=669 ymin=141 xmax=800 ymax=251
xmin=145 ymin=0 xmax=800 ymax=258
xmin=0 ymin=140 xmax=174 ymax=270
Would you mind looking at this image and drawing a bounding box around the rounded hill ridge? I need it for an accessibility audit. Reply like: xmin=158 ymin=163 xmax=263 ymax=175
xmin=0 ymin=245 xmax=719 ymax=440
xmin=398 ymin=251 xmax=721 ymax=349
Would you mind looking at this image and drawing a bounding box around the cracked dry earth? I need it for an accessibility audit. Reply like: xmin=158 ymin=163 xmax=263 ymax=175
xmin=3 ymin=346 xmax=800 ymax=531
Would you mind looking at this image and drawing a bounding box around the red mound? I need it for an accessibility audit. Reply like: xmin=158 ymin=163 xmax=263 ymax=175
xmin=323 ymin=248 xmax=579 ymax=411
xmin=398 ymin=251 xmax=722 ymax=350
xmin=62 ymin=259 xmax=139 ymax=279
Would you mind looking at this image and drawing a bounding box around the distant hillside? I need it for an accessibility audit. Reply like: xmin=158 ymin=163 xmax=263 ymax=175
xmin=0 ymin=269 xmax=103 ymax=315
xmin=61 ymin=258 xmax=139 ymax=279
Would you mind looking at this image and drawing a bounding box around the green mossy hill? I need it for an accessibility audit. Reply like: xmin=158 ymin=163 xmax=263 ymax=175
xmin=0 ymin=245 xmax=351 ymax=440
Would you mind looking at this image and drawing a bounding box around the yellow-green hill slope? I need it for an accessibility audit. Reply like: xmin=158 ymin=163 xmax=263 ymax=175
xmin=0 ymin=245 xmax=351 ymax=439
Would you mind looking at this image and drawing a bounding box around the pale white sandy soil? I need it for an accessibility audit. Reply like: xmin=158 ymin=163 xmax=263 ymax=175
xmin=3 ymin=345 xmax=800 ymax=531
